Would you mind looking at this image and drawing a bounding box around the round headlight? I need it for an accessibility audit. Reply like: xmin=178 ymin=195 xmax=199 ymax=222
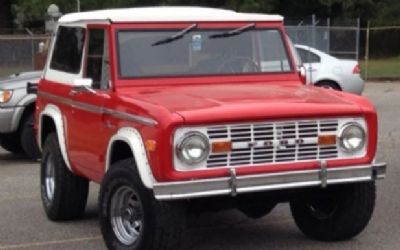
xmin=177 ymin=132 xmax=210 ymax=165
xmin=338 ymin=123 xmax=366 ymax=152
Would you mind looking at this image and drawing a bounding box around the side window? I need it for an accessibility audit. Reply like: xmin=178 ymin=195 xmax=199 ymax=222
xmin=50 ymin=26 xmax=85 ymax=73
xmin=297 ymin=48 xmax=321 ymax=63
xmin=86 ymin=29 xmax=110 ymax=89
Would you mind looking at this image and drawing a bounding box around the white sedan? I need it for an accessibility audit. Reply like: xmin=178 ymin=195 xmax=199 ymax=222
xmin=295 ymin=44 xmax=365 ymax=95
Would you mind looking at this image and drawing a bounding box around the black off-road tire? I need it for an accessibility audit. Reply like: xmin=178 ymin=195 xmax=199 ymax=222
xmin=20 ymin=113 xmax=41 ymax=160
xmin=0 ymin=133 xmax=22 ymax=154
xmin=99 ymin=159 xmax=186 ymax=250
xmin=40 ymin=133 xmax=89 ymax=221
xmin=316 ymin=81 xmax=341 ymax=91
xmin=238 ymin=202 xmax=276 ymax=219
xmin=290 ymin=182 xmax=376 ymax=241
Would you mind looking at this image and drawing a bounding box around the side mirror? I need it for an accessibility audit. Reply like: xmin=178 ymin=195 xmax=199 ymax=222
xmin=298 ymin=65 xmax=307 ymax=85
xmin=27 ymin=81 xmax=38 ymax=94
xmin=71 ymin=78 xmax=96 ymax=94
xmin=73 ymin=78 xmax=93 ymax=87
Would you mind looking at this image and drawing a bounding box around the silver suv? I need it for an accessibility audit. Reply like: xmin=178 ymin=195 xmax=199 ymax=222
xmin=0 ymin=71 xmax=41 ymax=159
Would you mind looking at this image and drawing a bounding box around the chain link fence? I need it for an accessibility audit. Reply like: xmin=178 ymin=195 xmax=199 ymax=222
xmin=0 ymin=19 xmax=399 ymax=80
xmin=0 ymin=35 xmax=50 ymax=77
xmin=285 ymin=15 xmax=360 ymax=60
xmin=362 ymin=26 xmax=400 ymax=80
xmin=285 ymin=16 xmax=400 ymax=80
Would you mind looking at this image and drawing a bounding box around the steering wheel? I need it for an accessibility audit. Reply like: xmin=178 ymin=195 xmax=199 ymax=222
xmin=217 ymin=56 xmax=260 ymax=73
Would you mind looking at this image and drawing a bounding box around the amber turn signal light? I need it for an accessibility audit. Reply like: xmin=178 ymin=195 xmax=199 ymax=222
xmin=212 ymin=141 xmax=232 ymax=153
xmin=145 ymin=140 xmax=157 ymax=152
xmin=318 ymin=135 xmax=337 ymax=145
xmin=0 ymin=90 xmax=13 ymax=103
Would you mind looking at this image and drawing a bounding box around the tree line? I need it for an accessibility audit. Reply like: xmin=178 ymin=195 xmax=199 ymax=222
xmin=10 ymin=0 xmax=400 ymax=26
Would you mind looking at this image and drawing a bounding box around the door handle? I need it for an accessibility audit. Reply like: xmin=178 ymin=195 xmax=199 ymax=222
xmin=69 ymin=89 xmax=78 ymax=96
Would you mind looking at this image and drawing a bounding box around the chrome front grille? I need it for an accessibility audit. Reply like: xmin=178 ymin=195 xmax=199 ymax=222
xmin=206 ymin=119 xmax=339 ymax=168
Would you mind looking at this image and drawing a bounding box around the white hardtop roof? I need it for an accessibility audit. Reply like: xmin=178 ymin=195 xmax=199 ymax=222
xmin=59 ymin=6 xmax=283 ymax=23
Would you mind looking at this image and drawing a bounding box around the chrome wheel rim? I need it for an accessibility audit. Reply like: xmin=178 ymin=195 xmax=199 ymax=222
xmin=44 ymin=155 xmax=55 ymax=201
xmin=110 ymin=186 xmax=143 ymax=246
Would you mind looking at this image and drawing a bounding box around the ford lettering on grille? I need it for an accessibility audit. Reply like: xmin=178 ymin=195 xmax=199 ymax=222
xmin=206 ymin=119 xmax=339 ymax=168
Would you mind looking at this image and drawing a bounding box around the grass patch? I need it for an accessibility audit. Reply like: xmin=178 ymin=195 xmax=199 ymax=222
xmin=360 ymin=57 xmax=400 ymax=79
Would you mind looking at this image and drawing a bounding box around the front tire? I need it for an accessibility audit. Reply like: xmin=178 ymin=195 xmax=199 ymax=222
xmin=40 ymin=133 xmax=89 ymax=221
xmin=99 ymin=159 xmax=186 ymax=250
xmin=0 ymin=133 xmax=22 ymax=154
xmin=290 ymin=182 xmax=376 ymax=241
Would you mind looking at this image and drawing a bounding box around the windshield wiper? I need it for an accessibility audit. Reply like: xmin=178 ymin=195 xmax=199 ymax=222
xmin=209 ymin=23 xmax=256 ymax=39
xmin=152 ymin=23 xmax=197 ymax=46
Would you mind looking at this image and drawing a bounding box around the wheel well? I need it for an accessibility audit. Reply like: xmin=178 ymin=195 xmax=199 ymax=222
xmin=315 ymin=80 xmax=342 ymax=91
xmin=18 ymin=102 xmax=35 ymax=130
xmin=41 ymin=115 xmax=56 ymax=148
xmin=109 ymin=140 xmax=134 ymax=167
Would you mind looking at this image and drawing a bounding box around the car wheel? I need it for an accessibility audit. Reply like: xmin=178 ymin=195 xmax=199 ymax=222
xmin=290 ymin=182 xmax=375 ymax=241
xmin=41 ymin=133 xmax=89 ymax=221
xmin=99 ymin=159 xmax=186 ymax=250
xmin=0 ymin=133 xmax=22 ymax=154
xmin=316 ymin=81 xmax=341 ymax=91
xmin=20 ymin=113 xmax=41 ymax=160
xmin=238 ymin=202 xmax=276 ymax=219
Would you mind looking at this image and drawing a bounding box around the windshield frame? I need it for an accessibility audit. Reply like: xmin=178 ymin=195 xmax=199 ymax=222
xmin=111 ymin=22 xmax=298 ymax=85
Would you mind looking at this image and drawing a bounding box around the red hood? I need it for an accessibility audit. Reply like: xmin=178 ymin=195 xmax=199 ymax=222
xmin=118 ymin=83 xmax=365 ymax=124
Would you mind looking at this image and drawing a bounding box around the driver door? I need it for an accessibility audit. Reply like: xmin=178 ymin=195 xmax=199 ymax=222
xmin=67 ymin=27 xmax=113 ymax=179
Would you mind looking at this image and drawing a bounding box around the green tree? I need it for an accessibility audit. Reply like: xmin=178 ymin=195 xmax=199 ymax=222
xmin=319 ymin=0 xmax=379 ymax=19
xmin=10 ymin=0 xmax=400 ymax=25
xmin=13 ymin=0 xmax=278 ymax=19
xmin=373 ymin=0 xmax=400 ymax=25
xmin=12 ymin=0 xmax=75 ymax=19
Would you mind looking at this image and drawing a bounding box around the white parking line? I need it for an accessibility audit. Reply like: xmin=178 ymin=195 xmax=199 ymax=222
xmin=0 ymin=236 xmax=102 ymax=249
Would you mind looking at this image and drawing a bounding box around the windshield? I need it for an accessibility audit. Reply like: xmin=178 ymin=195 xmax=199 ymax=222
xmin=117 ymin=28 xmax=292 ymax=78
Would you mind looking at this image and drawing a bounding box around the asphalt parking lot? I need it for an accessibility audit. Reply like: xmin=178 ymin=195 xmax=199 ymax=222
xmin=0 ymin=81 xmax=399 ymax=250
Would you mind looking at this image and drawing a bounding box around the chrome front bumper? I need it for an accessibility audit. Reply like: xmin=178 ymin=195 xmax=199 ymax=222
xmin=153 ymin=162 xmax=386 ymax=200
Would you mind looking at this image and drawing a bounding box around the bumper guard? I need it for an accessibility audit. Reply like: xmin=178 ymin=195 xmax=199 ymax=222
xmin=153 ymin=161 xmax=386 ymax=200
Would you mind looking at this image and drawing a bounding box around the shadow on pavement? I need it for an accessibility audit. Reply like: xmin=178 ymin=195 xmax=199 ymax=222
xmin=182 ymin=210 xmax=306 ymax=250
xmin=0 ymin=148 xmax=37 ymax=163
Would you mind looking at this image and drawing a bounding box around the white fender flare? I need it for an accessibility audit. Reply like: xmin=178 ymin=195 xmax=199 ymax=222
xmin=105 ymin=127 xmax=156 ymax=189
xmin=38 ymin=104 xmax=72 ymax=171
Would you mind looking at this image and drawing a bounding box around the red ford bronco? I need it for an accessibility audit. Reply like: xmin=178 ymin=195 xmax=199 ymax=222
xmin=35 ymin=7 xmax=386 ymax=250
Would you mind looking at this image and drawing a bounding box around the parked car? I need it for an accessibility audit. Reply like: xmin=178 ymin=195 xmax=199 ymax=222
xmin=295 ymin=44 xmax=365 ymax=94
xmin=0 ymin=71 xmax=41 ymax=159
xmin=35 ymin=7 xmax=385 ymax=250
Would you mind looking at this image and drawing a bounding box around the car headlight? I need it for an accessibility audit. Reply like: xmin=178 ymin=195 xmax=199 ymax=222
xmin=0 ymin=90 xmax=13 ymax=103
xmin=176 ymin=132 xmax=210 ymax=165
xmin=338 ymin=123 xmax=365 ymax=152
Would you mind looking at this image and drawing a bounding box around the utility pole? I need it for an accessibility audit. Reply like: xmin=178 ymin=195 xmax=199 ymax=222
xmin=364 ymin=21 xmax=370 ymax=81
xmin=77 ymin=0 xmax=81 ymax=12
xmin=311 ymin=14 xmax=317 ymax=48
